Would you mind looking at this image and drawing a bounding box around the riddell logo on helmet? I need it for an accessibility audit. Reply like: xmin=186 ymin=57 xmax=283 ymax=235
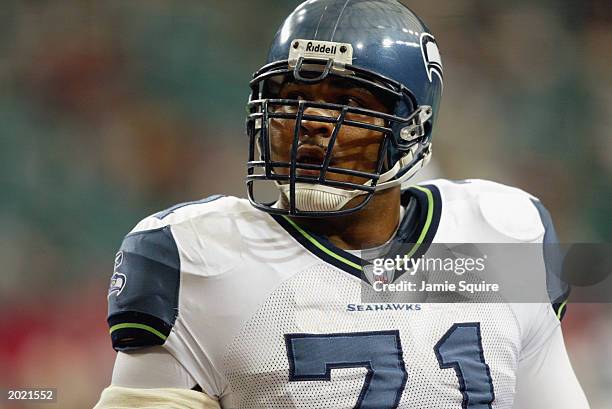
xmin=288 ymin=39 xmax=353 ymax=66
xmin=305 ymin=42 xmax=337 ymax=55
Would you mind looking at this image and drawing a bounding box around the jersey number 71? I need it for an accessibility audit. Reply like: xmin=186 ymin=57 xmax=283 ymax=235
xmin=284 ymin=322 xmax=495 ymax=409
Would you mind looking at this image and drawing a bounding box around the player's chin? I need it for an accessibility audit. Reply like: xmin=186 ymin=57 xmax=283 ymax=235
xmin=295 ymin=168 xmax=322 ymax=177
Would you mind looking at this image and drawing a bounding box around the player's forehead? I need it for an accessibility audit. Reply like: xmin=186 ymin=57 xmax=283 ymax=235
xmin=276 ymin=75 xmax=393 ymax=111
xmin=279 ymin=76 xmax=371 ymax=95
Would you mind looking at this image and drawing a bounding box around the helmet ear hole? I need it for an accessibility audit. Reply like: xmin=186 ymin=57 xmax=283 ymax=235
xmin=390 ymin=96 xmax=416 ymax=144
xmin=394 ymin=95 xmax=415 ymax=119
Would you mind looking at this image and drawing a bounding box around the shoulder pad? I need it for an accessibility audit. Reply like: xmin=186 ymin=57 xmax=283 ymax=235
xmin=478 ymin=192 xmax=545 ymax=242
xmin=421 ymin=179 xmax=569 ymax=318
xmin=107 ymin=226 xmax=180 ymax=351
xmin=152 ymin=195 xmax=225 ymax=220
xmin=131 ymin=195 xmax=227 ymax=233
xmin=130 ymin=195 xmax=226 ymax=233
xmin=419 ymin=179 xmax=544 ymax=241
xmin=128 ymin=195 xmax=258 ymax=235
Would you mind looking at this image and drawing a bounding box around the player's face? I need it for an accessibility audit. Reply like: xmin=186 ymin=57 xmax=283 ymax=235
xmin=268 ymin=77 xmax=391 ymax=185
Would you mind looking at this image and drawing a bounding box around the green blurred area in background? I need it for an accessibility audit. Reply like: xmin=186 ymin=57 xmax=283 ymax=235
xmin=0 ymin=0 xmax=610 ymax=291
xmin=0 ymin=1 xmax=610 ymax=408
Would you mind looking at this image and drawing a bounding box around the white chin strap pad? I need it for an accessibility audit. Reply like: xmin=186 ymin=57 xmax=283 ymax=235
xmin=278 ymin=183 xmax=367 ymax=212
xmin=278 ymin=146 xmax=432 ymax=213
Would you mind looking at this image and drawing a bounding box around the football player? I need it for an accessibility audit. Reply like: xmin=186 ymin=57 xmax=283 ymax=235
xmin=95 ymin=1 xmax=589 ymax=408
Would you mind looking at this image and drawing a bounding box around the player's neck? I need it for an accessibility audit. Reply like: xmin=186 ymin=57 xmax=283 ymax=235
xmin=290 ymin=187 xmax=401 ymax=250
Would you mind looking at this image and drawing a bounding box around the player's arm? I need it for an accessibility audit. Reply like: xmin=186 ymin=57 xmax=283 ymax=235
xmin=511 ymin=200 xmax=588 ymax=407
xmin=512 ymin=324 xmax=589 ymax=409
xmin=95 ymin=347 xmax=221 ymax=409
xmin=96 ymin=223 xmax=223 ymax=408
xmin=95 ymin=387 xmax=220 ymax=409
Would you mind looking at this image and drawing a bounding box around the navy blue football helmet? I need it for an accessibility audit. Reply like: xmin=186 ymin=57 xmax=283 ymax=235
xmin=246 ymin=0 xmax=443 ymax=217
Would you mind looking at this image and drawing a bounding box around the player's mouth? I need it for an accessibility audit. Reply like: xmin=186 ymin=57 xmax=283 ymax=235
xmin=296 ymin=144 xmax=329 ymax=176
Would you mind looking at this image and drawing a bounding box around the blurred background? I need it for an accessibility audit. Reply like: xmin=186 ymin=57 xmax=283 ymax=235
xmin=0 ymin=0 xmax=610 ymax=407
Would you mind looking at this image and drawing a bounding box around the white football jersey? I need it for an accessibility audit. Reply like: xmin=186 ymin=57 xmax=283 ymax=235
xmin=106 ymin=179 xmax=567 ymax=409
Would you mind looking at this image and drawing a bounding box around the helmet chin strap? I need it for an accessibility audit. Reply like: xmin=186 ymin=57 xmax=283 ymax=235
xmin=278 ymin=182 xmax=367 ymax=212
xmin=277 ymin=145 xmax=432 ymax=212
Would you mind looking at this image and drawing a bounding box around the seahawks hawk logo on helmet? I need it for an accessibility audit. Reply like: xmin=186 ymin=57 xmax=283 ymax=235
xmin=420 ymin=33 xmax=443 ymax=87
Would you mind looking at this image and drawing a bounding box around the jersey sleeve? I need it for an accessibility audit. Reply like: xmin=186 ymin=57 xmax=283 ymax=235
xmin=512 ymin=325 xmax=590 ymax=408
xmin=107 ymin=225 xmax=181 ymax=351
xmin=515 ymin=198 xmax=572 ymax=360
xmin=111 ymin=346 xmax=196 ymax=389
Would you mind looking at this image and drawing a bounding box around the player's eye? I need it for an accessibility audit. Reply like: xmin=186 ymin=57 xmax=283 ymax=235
xmin=338 ymin=95 xmax=363 ymax=108
xmin=285 ymin=91 xmax=307 ymax=101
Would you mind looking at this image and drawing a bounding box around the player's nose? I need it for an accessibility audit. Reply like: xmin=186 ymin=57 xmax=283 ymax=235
xmin=299 ymin=106 xmax=337 ymax=142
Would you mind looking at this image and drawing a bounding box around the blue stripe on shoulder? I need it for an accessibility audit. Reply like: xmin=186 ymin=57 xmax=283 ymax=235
xmin=530 ymin=199 xmax=570 ymax=319
xmin=154 ymin=194 xmax=224 ymax=220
